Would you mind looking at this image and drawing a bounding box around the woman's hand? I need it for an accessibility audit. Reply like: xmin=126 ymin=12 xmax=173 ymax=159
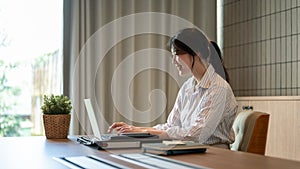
xmin=127 ymin=127 xmax=170 ymax=139
xmin=116 ymin=125 xmax=144 ymax=133
xmin=108 ymin=122 xmax=169 ymax=139
xmin=107 ymin=122 xmax=129 ymax=133
xmin=108 ymin=122 xmax=146 ymax=134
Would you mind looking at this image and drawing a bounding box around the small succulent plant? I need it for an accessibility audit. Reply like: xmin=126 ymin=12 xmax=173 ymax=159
xmin=41 ymin=94 xmax=72 ymax=115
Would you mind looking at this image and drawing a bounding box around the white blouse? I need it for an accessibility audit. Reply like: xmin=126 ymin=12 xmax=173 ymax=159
xmin=153 ymin=65 xmax=237 ymax=145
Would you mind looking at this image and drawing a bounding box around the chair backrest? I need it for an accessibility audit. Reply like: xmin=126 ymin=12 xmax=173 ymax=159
xmin=230 ymin=110 xmax=270 ymax=155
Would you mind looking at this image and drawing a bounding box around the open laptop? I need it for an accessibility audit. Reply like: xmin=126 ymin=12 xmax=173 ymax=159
xmin=76 ymin=99 xmax=119 ymax=145
xmin=82 ymin=98 xmax=125 ymax=141
xmin=84 ymin=99 xmax=102 ymax=139
xmin=77 ymin=99 xmax=157 ymax=146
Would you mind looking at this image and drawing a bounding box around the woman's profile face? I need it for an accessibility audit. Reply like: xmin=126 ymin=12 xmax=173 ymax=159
xmin=171 ymin=47 xmax=193 ymax=76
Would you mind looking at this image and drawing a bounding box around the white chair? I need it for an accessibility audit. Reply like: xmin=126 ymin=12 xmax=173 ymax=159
xmin=230 ymin=110 xmax=270 ymax=155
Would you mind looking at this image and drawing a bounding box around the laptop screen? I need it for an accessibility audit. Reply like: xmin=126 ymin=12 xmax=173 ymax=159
xmin=84 ymin=99 xmax=102 ymax=139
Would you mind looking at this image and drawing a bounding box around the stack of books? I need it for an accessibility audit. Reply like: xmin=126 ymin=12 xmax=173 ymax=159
xmin=95 ymin=136 xmax=163 ymax=149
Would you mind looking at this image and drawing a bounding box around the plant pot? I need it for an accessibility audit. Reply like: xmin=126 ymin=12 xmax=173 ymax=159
xmin=43 ymin=114 xmax=71 ymax=139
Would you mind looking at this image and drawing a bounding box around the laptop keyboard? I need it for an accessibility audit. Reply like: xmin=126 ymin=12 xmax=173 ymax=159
xmin=77 ymin=134 xmax=115 ymax=145
xmin=100 ymin=134 xmax=115 ymax=140
xmin=77 ymin=133 xmax=155 ymax=146
xmin=77 ymin=136 xmax=96 ymax=145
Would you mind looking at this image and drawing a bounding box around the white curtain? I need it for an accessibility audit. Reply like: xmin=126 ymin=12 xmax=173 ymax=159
xmin=63 ymin=0 xmax=217 ymax=135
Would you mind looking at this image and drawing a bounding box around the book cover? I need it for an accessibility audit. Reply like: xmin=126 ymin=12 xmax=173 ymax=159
xmin=95 ymin=137 xmax=163 ymax=149
xmin=142 ymin=141 xmax=207 ymax=155
xmin=96 ymin=140 xmax=141 ymax=149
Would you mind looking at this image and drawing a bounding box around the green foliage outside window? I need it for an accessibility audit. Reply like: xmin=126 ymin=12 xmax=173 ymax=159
xmin=0 ymin=114 xmax=21 ymax=137
xmin=0 ymin=59 xmax=22 ymax=137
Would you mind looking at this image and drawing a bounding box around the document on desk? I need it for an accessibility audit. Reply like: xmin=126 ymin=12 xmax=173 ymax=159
xmin=53 ymin=155 xmax=131 ymax=169
xmin=111 ymin=153 xmax=210 ymax=169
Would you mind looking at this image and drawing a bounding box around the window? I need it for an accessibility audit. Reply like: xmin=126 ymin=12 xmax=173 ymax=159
xmin=0 ymin=0 xmax=62 ymax=136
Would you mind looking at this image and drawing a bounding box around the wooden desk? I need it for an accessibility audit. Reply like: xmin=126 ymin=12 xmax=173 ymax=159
xmin=0 ymin=136 xmax=139 ymax=169
xmin=0 ymin=136 xmax=299 ymax=169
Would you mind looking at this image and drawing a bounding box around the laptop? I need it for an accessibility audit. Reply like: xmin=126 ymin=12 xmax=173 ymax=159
xmin=83 ymin=99 xmax=103 ymax=139
xmin=77 ymin=99 xmax=158 ymax=147
xmin=82 ymin=98 xmax=126 ymax=141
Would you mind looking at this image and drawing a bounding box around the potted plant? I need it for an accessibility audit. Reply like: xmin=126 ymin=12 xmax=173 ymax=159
xmin=41 ymin=94 xmax=72 ymax=139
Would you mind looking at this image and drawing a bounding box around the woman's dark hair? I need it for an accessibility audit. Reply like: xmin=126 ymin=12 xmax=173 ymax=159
xmin=168 ymin=28 xmax=210 ymax=60
xmin=171 ymin=39 xmax=196 ymax=56
xmin=210 ymin=41 xmax=230 ymax=83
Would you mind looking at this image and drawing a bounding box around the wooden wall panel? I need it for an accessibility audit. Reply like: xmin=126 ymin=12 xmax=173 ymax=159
xmin=236 ymin=96 xmax=300 ymax=161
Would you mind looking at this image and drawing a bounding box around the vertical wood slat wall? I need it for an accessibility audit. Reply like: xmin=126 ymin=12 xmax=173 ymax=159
xmin=220 ymin=0 xmax=300 ymax=96
xmin=236 ymin=96 xmax=300 ymax=161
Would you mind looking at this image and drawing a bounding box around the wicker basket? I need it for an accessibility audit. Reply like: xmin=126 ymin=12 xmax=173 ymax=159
xmin=43 ymin=114 xmax=71 ymax=139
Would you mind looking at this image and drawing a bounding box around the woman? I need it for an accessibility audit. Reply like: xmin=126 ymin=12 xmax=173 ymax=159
xmin=108 ymin=28 xmax=237 ymax=148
